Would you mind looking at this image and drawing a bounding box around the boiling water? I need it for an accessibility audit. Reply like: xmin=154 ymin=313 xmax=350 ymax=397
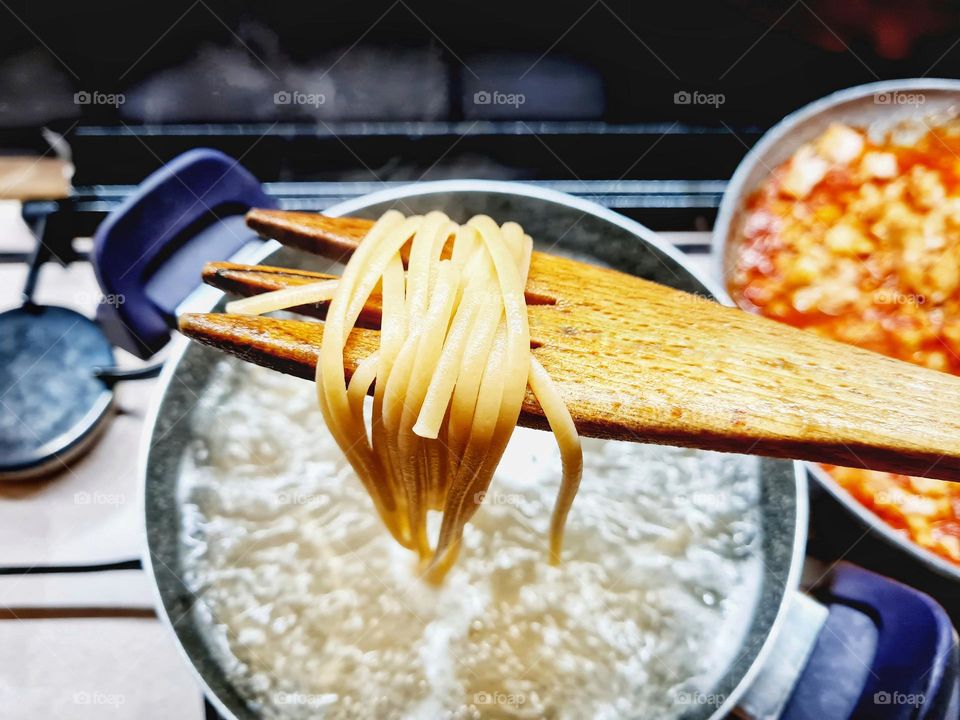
xmin=179 ymin=361 xmax=762 ymax=719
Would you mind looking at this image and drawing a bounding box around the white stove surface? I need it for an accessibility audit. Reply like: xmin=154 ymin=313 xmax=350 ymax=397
xmin=0 ymin=209 xmax=714 ymax=719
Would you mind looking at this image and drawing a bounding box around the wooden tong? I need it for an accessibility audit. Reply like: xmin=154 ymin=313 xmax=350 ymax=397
xmin=178 ymin=209 xmax=960 ymax=482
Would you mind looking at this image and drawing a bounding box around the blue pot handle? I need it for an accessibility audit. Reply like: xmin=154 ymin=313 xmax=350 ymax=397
xmin=783 ymin=562 xmax=959 ymax=720
xmin=92 ymin=148 xmax=276 ymax=358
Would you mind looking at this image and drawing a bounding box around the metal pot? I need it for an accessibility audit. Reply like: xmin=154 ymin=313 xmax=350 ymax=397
xmin=712 ymin=79 xmax=960 ymax=585
xmin=121 ymin=167 xmax=955 ymax=718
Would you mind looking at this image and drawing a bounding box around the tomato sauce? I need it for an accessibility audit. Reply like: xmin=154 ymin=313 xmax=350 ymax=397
xmin=729 ymin=122 xmax=960 ymax=564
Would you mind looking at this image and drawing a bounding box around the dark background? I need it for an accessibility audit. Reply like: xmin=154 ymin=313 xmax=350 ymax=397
xmin=2 ymin=0 xmax=959 ymax=689
xmin=1 ymin=0 xmax=958 ymax=186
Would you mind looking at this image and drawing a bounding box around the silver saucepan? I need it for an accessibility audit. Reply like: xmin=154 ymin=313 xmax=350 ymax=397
xmin=712 ymin=79 xmax=960 ymax=586
xmin=133 ymin=178 xmax=954 ymax=719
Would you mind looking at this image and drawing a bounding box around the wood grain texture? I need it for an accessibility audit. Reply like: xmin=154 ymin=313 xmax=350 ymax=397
xmin=0 ymin=156 xmax=71 ymax=200
xmin=203 ymin=262 xmax=384 ymax=328
xmin=246 ymin=209 xmax=558 ymax=305
xmin=203 ymin=261 xmax=547 ymax=347
xmin=178 ymin=210 xmax=960 ymax=482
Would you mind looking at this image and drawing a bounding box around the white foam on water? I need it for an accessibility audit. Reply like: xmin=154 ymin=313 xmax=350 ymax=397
xmin=178 ymin=361 xmax=762 ymax=719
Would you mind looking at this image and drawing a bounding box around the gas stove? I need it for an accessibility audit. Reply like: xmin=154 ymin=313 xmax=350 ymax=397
xmin=1 ymin=121 xmax=958 ymax=720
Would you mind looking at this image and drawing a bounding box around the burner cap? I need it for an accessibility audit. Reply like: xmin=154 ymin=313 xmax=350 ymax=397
xmin=0 ymin=305 xmax=115 ymax=480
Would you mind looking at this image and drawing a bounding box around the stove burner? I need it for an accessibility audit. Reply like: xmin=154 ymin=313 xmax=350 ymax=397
xmin=0 ymin=305 xmax=114 ymax=479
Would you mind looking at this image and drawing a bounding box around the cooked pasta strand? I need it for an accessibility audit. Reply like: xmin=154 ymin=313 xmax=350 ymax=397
xmin=229 ymin=209 xmax=585 ymax=580
xmin=529 ymin=356 xmax=583 ymax=564
xmin=225 ymin=279 xmax=339 ymax=316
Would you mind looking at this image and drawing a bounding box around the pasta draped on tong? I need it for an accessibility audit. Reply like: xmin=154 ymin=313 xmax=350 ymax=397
xmin=230 ymin=210 xmax=582 ymax=581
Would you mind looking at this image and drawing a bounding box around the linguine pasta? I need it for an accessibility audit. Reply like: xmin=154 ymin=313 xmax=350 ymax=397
xmin=230 ymin=210 xmax=582 ymax=580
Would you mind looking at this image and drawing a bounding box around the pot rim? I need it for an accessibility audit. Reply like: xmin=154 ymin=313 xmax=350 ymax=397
xmin=141 ymin=179 xmax=809 ymax=720
xmin=711 ymin=79 xmax=960 ymax=583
